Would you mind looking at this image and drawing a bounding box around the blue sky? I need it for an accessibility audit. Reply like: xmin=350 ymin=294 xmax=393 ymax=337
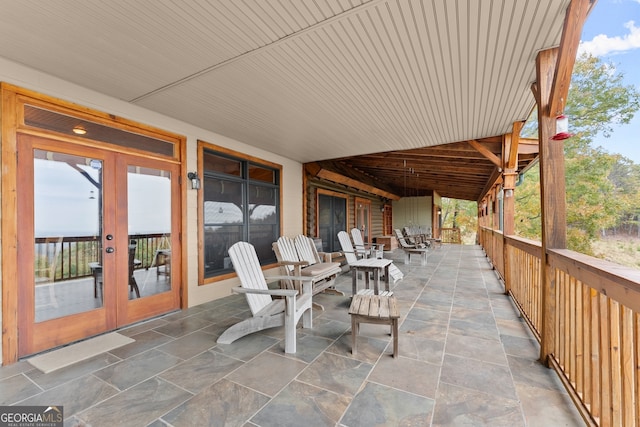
xmin=578 ymin=0 xmax=640 ymax=163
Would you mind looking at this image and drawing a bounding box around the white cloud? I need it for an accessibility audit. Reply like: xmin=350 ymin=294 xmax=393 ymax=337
xmin=578 ymin=20 xmax=640 ymax=56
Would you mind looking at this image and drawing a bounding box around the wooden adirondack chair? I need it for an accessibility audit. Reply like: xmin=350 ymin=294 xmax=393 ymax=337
xmin=338 ymin=231 xmax=403 ymax=291
xmin=349 ymin=229 xmax=404 ymax=283
xmin=337 ymin=230 xmax=360 ymax=266
xmin=293 ymin=235 xmax=339 ymax=265
xmin=272 ymin=235 xmax=343 ymax=310
xmin=350 ymin=228 xmax=383 ymax=259
xmin=217 ymin=241 xmax=313 ymax=354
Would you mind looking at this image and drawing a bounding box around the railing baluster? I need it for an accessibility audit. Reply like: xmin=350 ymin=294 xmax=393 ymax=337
xmin=482 ymin=226 xmax=640 ymax=426
xmin=34 ymin=233 xmax=167 ymax=281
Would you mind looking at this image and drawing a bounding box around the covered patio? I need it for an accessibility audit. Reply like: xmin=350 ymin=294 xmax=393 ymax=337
xmin=0 ymin=246 xmax=582 ymax=426
xmin=2 ymin=0 xmax=637 ymax=425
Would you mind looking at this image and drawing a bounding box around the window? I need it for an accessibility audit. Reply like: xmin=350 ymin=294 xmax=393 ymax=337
xmin=201 ymin=147 xmax=280 ymax=279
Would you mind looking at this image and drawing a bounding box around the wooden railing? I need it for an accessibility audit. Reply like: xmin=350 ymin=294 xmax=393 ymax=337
xmin=440 ymin=227 xmax=462 ymax=244
xmin=35 ymin=233 xmax=170 ymax=282
xmin=479 ymin=226 xmax=640 ymax=426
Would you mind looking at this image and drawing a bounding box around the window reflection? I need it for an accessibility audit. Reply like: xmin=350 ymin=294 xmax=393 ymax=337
xmin=201 ymin=149 xmax=280 ymax=278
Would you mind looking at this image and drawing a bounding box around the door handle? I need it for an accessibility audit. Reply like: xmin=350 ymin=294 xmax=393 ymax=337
xmin=105 ymin=247 xmax=115 ymax=253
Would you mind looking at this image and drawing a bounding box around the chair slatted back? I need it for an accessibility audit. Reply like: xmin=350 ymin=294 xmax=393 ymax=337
xmin=397 ymin=236 xmax=413 ymax=249
xmin=294 ymin=235 xmax=320 ymax=266
xmin=274 ymin=236 xmax=299 ymax=273
xmin=228 ymin=241 xmax=272 ymax=316
xmin=272 ymin=236 xmax=300 ymax=290
xmin=394 ymin=229 xmax=413 ymax=249
xmin=337 ymin=231 xmax=358 ymax=265
xmin=350 ymin=228 xmax=367 ymax=256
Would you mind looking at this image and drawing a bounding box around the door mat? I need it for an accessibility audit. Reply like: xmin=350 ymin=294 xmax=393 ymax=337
xmin=27 ymin=332 xmax=135 ymax=373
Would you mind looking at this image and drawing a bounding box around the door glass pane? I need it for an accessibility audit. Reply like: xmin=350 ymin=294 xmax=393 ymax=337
xmin=127 ymin=166 xmax=172 ymax=299
xmin=33 ymin=150 xmax=103 ymax=322
xmin=318 ymin=194 xmax=346 ymax=253
xmin=356 ymin=202 xmax=371 ymax=243
xmin=318 ymin=195 xmax=332 ymax=252
xmin=334 ymin=198 xmax=347 ymax=250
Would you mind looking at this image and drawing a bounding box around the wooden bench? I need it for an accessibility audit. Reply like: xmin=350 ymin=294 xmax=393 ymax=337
xmin=349 ymin=294 xmax=400 ymax=358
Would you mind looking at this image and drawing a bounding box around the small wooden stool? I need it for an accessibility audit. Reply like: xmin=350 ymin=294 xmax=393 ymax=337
xmin=349 ymin=294 xmax=400 ymax=357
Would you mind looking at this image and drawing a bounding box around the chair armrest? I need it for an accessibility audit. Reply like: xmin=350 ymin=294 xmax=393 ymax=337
xmin=318 ymin=251 xmax=341 ymax=263
xmin=267 ymin=275 xmax=314 ymax=296
xmin=277 ymin=260 xmax=310 ymax=267
xmin=232 ymin=286 xmax=299 ymax=297
xmin=265 ymin=274 xmax=315 ymax=283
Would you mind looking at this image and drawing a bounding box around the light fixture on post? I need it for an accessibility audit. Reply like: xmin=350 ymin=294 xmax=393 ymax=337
xmin=187 ymin=172 xmax=201 ymax=190
xmin=551 ymin=114 xmax=572 ymax=140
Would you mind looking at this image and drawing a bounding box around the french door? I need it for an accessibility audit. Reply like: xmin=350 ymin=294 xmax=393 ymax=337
xmin=17 ymin=134 xmax=181 ymax=357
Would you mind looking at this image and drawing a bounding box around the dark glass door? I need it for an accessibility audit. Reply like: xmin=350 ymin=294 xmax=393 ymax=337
xmin=318 ymin=193 xmax=347 ymax=252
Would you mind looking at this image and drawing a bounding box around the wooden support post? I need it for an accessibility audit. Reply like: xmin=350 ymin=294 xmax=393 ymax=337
xmin=534 ymin=0 xmax=591 ymax=366
xmin=502 ymin=172 xmax=517 ymax=236
xmin=535 ymin=47 xmax=568 ymax=366
xmin=502 ymin=165 xmax=518 ymax=296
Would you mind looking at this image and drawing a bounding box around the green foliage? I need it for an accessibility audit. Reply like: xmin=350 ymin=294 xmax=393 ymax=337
xmin=567 ymin=228 xmax=593 ymax=255
xmin=515 ymin=54 xmax=640 ymax=257
xmin=441 ymin=198 xmax=477 ymax=243
xmin=514 ymin=165 xmax=542 ymax=239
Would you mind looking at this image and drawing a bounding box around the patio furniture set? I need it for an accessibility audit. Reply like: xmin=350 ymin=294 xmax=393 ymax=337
xmin=217 ymin=228 xmax=430 ymax=356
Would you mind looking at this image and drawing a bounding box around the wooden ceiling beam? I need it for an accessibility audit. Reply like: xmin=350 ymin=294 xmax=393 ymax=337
xmin=548 ymin=0 xmax=594 ymax=116
xmin=306 ymin=162 xmax=401 ymax=200
xmin=506 ymin=121 xmax=525 ymax=170
xmin=468 ymin=140 xmax=502 ymax=168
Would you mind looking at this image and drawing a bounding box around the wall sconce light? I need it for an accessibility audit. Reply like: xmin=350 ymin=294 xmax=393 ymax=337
xmin=505 ymin=189 xmax=514 ymax=198
xmin=187 ymin=172 xmax=201 ymax=190
xmin=551 ymin=114 xmax=572 ymax=140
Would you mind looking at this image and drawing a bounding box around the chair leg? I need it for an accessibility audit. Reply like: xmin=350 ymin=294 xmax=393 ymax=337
xmin=129 ymin=276 xmax=140 ymax=298
xmin=284 ymin=295 xmax=296 ymax=353
xmin=392 ymin=318 xmax=398 ymax=357
xmin=351 ymin=316 xmax=358 ymax=355
xmin=302 ymin=304 xmax=313 ymax=329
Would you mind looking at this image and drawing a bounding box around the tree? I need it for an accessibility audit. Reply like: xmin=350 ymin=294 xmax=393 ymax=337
xmin=441 ymin=198 xmax=477 ymax=244
xmin=516 ymin=53 xmax=640 ymax=254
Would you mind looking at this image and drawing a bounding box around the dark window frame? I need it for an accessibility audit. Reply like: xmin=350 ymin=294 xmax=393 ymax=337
xmin=197 ymin=141 xmax=281 ymax=283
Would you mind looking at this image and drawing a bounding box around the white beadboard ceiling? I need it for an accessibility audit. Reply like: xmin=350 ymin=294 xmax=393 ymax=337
xmin=0 ymin=0 xmax=570 ymax=163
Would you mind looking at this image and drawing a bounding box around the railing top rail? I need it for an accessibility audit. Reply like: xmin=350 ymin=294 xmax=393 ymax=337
xmin=505 ymin=235 xmax=542 ymax=257
xmin=549 ymin=248 xmax=640 ymax=312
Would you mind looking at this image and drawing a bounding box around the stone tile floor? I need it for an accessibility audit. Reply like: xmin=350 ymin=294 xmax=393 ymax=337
xmin=0 ymin=245 xmax=584 ymax=426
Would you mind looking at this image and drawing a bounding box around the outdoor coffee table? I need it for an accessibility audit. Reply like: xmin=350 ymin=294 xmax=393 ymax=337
xmin=349 ymin=294 xmax=400 ymax=358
